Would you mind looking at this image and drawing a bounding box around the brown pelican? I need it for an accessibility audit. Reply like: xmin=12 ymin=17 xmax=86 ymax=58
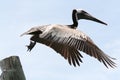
xmin=21 ymin=9 xmax=116 ymax=68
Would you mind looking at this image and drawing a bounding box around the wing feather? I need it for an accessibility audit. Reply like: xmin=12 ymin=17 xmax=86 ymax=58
xmin=32 ymin=36 xmax=83 ymax=67
xmin=39 ymin=25 xmax=116 ymax=68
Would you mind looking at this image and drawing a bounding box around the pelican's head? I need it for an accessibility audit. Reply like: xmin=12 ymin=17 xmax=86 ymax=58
xmin=73 ymin=9 xmax=107 ymax=25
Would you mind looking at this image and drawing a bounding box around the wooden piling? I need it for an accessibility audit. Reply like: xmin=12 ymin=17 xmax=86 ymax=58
xmin=0 ymin=56 xmax=26 ymax=80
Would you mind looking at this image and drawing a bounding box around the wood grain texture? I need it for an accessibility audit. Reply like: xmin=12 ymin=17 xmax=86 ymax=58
xmin=0 ymin=56 xmax=26 ymax=80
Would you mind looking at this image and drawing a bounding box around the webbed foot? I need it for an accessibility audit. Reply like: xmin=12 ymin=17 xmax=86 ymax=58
xmin=26 ymin=40 xmax=36 ymax=51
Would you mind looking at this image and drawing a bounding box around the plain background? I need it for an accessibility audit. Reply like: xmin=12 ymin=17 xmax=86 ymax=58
xmin=0 ymin=0 xmax=120 ymax=80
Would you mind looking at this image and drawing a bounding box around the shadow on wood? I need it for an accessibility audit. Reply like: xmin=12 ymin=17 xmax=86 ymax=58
xmin=0 ymin=56 xmax=26 ymax=80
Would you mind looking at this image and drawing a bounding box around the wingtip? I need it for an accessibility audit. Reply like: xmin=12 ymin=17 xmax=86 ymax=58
xmin=20 ymin=32 xmax=27 ymax=37
xmin=20 ymin=33 xmax=24 ymax=37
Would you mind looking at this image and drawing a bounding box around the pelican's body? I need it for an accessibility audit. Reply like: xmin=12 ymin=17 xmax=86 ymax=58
xmin=21 ymin=9 xmax=116 ymax=68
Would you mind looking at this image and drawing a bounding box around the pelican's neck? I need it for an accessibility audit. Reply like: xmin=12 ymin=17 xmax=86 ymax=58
xmin=70 ymin=10 xmax=78 ymax=28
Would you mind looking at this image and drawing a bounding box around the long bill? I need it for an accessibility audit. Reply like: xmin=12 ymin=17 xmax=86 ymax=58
xmin=87 ymin=15 xmax=107 ymax=25
xmin=76 ymin=9 xmax=108 ymax=25
xmin=82 ymin=13 xmax=107 ymax=25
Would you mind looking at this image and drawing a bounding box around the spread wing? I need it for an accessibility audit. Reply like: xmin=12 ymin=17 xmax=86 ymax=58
xmin=31 ymin=37 xmax=83 ymax=67
xmin=39 ymin=25 xmax=116 ymax=68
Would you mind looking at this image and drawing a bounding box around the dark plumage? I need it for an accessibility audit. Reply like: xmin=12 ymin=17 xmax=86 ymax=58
xmin=21 ymin=9 xmax=116 ymax=68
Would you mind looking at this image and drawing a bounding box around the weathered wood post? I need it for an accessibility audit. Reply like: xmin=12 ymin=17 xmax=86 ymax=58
xmin=0 ymin=56 xmax=26 ymax=80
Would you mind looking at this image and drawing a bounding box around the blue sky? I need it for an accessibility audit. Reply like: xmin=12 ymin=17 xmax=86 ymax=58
xmin=0 ymin=0 xmax=120 ymax=80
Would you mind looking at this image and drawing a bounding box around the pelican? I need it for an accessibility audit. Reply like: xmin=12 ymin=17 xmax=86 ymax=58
xmin=21 ymin=9 xmax=116 ymax=68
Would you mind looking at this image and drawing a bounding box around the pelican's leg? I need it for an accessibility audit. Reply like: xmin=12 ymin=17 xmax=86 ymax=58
xmin=26 ymin=40 xmax=36 ymax=51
